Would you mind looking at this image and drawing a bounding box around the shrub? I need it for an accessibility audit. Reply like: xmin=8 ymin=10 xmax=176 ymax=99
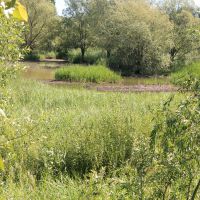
xmin=0 ymin=16 xmax=24 ymax=62
xmin=24 ymin=52 xmax=40 ymax=61
xmin=55 ymin=65 xmax=121 ymax=83
xmin=40 ymin=51 xmax=57 ymax=60
xmin=150 ymin=77 xmax=200 ymax=199
xmin=170 ymin=62 xmax=200 ymax=85
xmin=68 ymin=49 xmax=106 ymax=65
xmin=56 ymin=50 xmax=68 ymax=60
xmin=24 ymin=51 xmax=57 ymax=61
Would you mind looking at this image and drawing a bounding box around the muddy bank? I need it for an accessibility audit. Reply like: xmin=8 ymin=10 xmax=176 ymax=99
xmin=22 ymin=61 xmax=176 ymax=92
xmin=95 ymin=84 xmax=177 ymax=92
xmin=44 ymin=80 xmax=177 ymax=92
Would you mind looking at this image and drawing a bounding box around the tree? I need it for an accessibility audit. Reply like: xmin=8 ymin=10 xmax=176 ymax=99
xmin=63 ymin=0 xmax=92 ymax=62
xmin=87 ymin=0 xmax=114 ymax=59
xmin=170 ymin=10 xmax=200 ymax=64
xmin=159 ymin=0 xmax=200 ymax=65
xmin=96 ymin=0 xmax=173 ymax=74
xmin=21 ymin=0 xmax=57 ymax=50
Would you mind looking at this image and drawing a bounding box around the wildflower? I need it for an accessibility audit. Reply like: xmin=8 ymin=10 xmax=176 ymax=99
xmin=0 ymin=1 xmax=14 ymax=18
xmin=3 ymin=8 xmax=14 ymax=17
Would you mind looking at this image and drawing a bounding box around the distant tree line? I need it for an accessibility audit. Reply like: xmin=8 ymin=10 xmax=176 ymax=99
xmin=22 ymin=0 xmax=200 ymax=75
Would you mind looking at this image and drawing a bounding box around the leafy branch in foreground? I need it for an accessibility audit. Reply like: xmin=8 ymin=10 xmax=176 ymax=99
xmin=0 ymin=0 xmax=27 ymax=173
xmin=151 ymin=76 xmax=200 ymax=199
xmin=0 ymin=0 xmax=28 ymax=21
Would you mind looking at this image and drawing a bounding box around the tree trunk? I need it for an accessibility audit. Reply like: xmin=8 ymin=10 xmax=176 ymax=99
xmin=81 ymin=48 xmax=85 ymax=63
xmin=170 ymin=47 xmax=177 ymax=63
xmin=107 ymin=50 xmax=111 ymax=59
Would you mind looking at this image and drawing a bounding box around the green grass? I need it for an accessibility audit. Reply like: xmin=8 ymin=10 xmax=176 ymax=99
xmin=0 ymin=77 xmax=184 ymax=199
xmin=123 ymin=76 xmax=170 ymax=85
xmin=171 ymin=62 xmax=200 ymax=84
xmin=55 ymin=65 xmax=122 ymax=83
xmin=2 ymin=78 xmax=180 ymax=174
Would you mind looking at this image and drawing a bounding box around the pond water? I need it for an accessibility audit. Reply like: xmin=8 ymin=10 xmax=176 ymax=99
xmin=22 ymin=61 xmax=170 ymax=86
xmin=22 ymin=61 xmax=65 ymax=80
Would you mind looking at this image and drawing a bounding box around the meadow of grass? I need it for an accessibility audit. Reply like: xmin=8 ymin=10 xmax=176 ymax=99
xmin=0 ymin=77 xmax=183 ymax=199
xmin=55 ymin=65 xmax=122 ymax=83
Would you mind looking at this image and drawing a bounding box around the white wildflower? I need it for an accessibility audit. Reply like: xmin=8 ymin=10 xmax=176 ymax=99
xmin=3 ymin=8 xmax=14 ymax=17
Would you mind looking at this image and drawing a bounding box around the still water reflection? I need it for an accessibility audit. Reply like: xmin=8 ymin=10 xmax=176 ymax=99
xmin=22 ymin=61 xmax=65 ymax=80
xmin=22 ymin=61 xmax=169 ymax=86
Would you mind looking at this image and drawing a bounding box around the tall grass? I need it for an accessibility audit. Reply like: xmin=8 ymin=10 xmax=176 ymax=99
xmin=171 ymin=62 xmax=200 ymax=84
xmin=55 ymin=65 xmax=122 ymax=83
xmin=0 ymin=78 xmax=183 ymax=198
xmin=3 ymin=78 xmax=179 ymax=176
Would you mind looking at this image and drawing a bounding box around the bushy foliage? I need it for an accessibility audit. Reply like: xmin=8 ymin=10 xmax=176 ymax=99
xmin=150 ymin=77 xmax=200 ymax=199
xmin=23 ymin=52 xmax=40 ymax=61
xmin=21 ymin=0 xmax=57 ymax=50
xmin=93 ymin=0 xmax=174 ymax=75
xmin=39 ymin=51 xmax=57 ymax=60
xmin=169 ymin=10 xmax=200 ymax=66
xmin=62 ymin=0 xmax=93 ymax=62
xmin=68 ymin=48 xmax=106 ymax=65
xmin=55 ymin=65 xmax=121 ymax=83
xmin=0 ymin=16 xmax=24 ymax=62
xmin=0 ymin=5 xmax=26 ymax=173
xmin=171 ymin=62 xmax=200 ymax=84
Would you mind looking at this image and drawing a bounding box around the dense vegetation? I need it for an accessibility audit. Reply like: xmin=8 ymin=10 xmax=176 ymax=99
xmin=22 ymin=0 xmax=200 ymax=75
xmin=0 ymin=0 xmax=200 ymax=199
xmin=171 ymin=62 xmax=200 ymax=84
xmin=1 ymin=68 xmax=200 ymax=199
xmin=17 ymin=0 xmax=200 ymax=75
xmin=55 ymin=65 xmax=121 ymax=83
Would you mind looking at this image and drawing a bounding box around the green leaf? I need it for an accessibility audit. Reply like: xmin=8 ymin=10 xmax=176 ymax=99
xmin=5 ymin=0 xmax=16 ymax=9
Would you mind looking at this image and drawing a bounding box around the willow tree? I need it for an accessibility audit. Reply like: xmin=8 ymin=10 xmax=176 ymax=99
xmin=63 ymin=0 xmax=93 ymax=62
xmin=21 ymin=0 xmax=57 ymax=50
xmin=159 ymin=0 xmax=200 ymax=65
xmin=96 ymin=0 xmax=173 ymax=74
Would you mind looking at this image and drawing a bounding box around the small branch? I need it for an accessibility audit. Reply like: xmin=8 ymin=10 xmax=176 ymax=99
xmin=0 ymin=124 xmax=38 ymax=147
xmin=191 ymin=179 xmax=200 ymax=200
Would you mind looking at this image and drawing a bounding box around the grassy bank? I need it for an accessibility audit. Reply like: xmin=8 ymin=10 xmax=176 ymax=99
xmin=55 ymin=65 xmax=122 ymax=83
